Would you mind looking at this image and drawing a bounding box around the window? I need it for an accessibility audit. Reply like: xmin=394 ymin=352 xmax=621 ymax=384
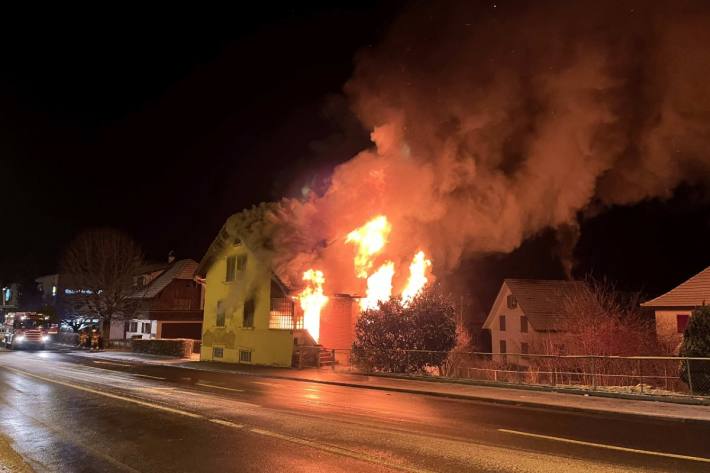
xmin=212 ymin=346 xmax=224 ymax=359
xmin=521 ymin=342 xmax=529 ymax=356
xmin=237 ymin=254 xmax=247 ymax=271
xmin=142 ymin=322 xmax=151 ymax=334
xmin=499 ymin=315 xmax=506 ymax=331
xmin=216 ymin=300 xmax=226 ymax=327
xmin=507 ymin=294 xmax=517 ymax=309
xmin=129 ymin=321 xmax=138 ymax=332
xmin=225 ymin=256 xmax=237 ymax=282
xmin=520 ymin=315 xmax=528 ymax=333
xmin=677 ymin=314 xmax=690 ymax=334
xmin=124 ymin=321 xmax=130 ymax=333
xmin=243 ymin=299 xmax=255 ymax=328
xmin=239 ymin=350 xmax=252 ymax=363
xmin=499 ymin=340 xmax=507 ymax=354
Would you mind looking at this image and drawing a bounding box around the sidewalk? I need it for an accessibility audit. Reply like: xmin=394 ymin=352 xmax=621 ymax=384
xmin=69 ymin=350 xmax=710 ymax=424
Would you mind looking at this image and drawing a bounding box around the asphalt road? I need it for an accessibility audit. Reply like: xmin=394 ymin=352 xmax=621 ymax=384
xmin=0 ymin=347 xmax=708 ymax=473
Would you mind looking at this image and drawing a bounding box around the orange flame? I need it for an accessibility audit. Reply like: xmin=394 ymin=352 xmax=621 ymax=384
xmin=298 ymin=269 xmax=328 ymax=343
xmin=401 ymin=251 xmax=432 ymax=306
xmin=359 ymin=261 xmax=395 ymax=311
xmin=345 ymin=215 xmax=392 ymax=278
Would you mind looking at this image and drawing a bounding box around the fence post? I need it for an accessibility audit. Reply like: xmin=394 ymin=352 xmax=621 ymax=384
xmin=331 ymin=349 xmax=336 ymax=371
xmin=687 ymin=359 xmax=694 ymax=396
xmin=591 ymin=357 xmax=596 ymax=391
xmin=639 ymin=359 xmax=643 ymax=394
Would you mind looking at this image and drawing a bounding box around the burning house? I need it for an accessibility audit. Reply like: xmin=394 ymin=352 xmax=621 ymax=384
xmin=196 ymin=205 xmax=434 ymax=367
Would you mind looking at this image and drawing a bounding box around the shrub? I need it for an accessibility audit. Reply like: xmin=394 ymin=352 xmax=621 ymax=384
xmin=351 ymin=288 xmax=456 ymax=374
xmin=132 ymin=338 xmax=194 ymax=358
xmin=680 ymin=306 xmax=710 ymax=394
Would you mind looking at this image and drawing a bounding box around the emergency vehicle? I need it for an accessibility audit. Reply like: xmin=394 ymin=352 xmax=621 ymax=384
xmin=4 ymin=312 xmax=57 ymax=349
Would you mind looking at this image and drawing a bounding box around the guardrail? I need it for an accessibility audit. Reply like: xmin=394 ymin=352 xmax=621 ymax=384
xmin=295 ymin=347 xmax=710 ymax=398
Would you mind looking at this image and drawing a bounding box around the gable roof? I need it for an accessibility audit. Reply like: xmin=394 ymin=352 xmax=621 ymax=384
xmin=132 ymin=259 xmax=198 ymax=299
xmin=485 ymin=279 xmax=589 ymax=331
xmin=641 ymin=266 xmax=710 ymax=309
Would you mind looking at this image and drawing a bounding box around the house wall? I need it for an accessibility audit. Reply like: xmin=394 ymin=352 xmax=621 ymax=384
xmin=319 ymin=295 xmax=358 ymax=350
xmin=150 ymin=279 xmax=202 ymax=311
xmin=654 ymin=309 xmax=691 ymax=350
xmin=200 ymin=243 xmax=294 ymax=367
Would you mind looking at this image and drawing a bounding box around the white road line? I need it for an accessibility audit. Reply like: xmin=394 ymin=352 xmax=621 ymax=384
xmin=498 ymin=428 xmax=710 ymax=464
xmin=5 ymin=366 xmax=203 ymax=419
xmin=196 ymin=382 xmax=244 ymax=392
xmin=135 ymin=374 xmax=166 ymax=380
xmin=93 ymin=360 xmax=132 ymax=367
xmin=252 ymin=381 xmax=278 ymax=387
xmin=209 ymin=418 xmax=245 ymax=429
xmin=249 ymin=428 xmax=434 ymax=473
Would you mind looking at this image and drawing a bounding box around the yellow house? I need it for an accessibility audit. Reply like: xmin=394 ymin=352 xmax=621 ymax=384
xmin=196 ymin=211 xmax=300 ymax=367
xmin=641 ymin=265 xmax=710 ymax=350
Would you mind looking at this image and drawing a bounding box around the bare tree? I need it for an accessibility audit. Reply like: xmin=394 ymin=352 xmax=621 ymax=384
xmin=61 ymin=229 xmax=144 ymax=346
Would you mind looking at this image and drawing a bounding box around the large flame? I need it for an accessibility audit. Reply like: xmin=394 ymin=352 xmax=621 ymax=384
xmin=359 ymin=261 xmax=395 ymax=311
xmin=401 ymin=251 xmax=432 ymax=306
xmin=345 ymin=215 xmax=391 ymax=278
xmin=298 ymin=269 xmax=328 ymax=343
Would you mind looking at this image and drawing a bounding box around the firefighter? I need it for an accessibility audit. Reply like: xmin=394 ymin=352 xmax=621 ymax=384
xmin=78 ymin=329 xmax=88 ymax=349
xmin=91 ymin=326 xmax=100 ymax=351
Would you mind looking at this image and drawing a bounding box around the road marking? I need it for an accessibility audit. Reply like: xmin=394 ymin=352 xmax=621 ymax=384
xmin=93 ymin=360 xmax=132 ymax=367
xmin=135 ymin=374 xmax=166 ymax=380
xmin=209 ymin=418 xmax=245 ymax=429
xmin=252 ymin=381 xmax=278 ymax=387
xmin=5 ymin=366 xmax=203 ymax=419
xmin=498 ymin=429 xmax=710 ymax=464
xmin=249 ymin=428 xmax=433 ymax=473
xmin=196 ymin=382 xmax=244 ymax=392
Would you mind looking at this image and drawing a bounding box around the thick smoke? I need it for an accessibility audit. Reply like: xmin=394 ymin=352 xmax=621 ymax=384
xmin=255 ymin=1 xmax=710 ymax=293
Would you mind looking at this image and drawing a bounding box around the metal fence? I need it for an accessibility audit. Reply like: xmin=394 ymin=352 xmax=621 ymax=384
xmin=294 ymin=347 xmax=710 ymax=399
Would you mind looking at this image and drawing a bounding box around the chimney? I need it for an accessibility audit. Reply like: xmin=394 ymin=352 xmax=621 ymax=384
xmin=168 ymin=250 xmax=176 ymax=264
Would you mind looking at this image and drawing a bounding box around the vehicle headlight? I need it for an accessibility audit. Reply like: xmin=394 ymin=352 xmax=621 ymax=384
xmin=41 ymin=335 xmax=50 ymax=342
xmin=15 ymin=335 xmax=25 ymax=342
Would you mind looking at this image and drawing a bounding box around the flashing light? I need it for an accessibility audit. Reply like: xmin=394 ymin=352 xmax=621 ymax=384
xmin=15 ymin=335 xmax=25 ymax=343
xmin=41 ymin=335 xmax=49 ymax=342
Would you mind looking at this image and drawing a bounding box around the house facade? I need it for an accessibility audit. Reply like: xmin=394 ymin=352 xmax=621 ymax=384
xmin=641 ymin=265 xmax=710 ymax=350
xmin=125 ymin=259 xmax=204 ymax=341
xmin=197 ymin=235 xmax=297 ymax=367
xmin=482 ymin=279 xmax=588 ymax=360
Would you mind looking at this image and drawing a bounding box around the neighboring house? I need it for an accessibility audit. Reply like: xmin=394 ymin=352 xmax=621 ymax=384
xmin=124 ymin=259 xmax=204 ymax=341
xmin=196 ymin=215 xmax=359 ymax=367
xmin=482 ymin=279 xmax=589 ymax=359
xmin=641 ymin=265 xmax=710 ymax=349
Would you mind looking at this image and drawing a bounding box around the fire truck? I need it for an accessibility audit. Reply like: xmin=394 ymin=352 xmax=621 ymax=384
xmin=3 ymin=312 xmax=57 ymax=349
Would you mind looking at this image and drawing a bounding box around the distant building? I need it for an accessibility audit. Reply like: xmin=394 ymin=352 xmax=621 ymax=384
xmin=482 ymin=279 xmax=589 ymax=358
xmin=125 ymin=259 xmax=204 ymax=341
xmin=641 ymin=265 xmax=710 ymax=350
xmin=0 ymin=283 xmax=20 ymax=319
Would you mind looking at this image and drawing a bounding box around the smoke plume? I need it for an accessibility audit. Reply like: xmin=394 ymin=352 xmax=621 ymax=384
xmin=239 ymin=1 xmax=710 ymax=293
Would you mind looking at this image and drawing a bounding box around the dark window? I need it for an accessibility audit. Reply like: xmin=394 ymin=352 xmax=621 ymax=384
xmin=243 ymin=299 xmax=255 ymax=328
xmin=520 ymin=315 xmax=528 ymax=333
xmin=142 ymin=322 xmax=151 ymax=334
xmin=129 ymin=322 xmax=138 ymax=332
xmin=521 ymin=342 xmax=529 ymax=355
xmin=213 ymin=347 xmax=224 ymax=358
xmin=239 ymin=350 xmax=252 ymax=363
xmin=237 ymin=254 xmax=247 ymax=271
xmin=499 ymin=340 xmax=507 ymax=354
xmin=507 ymin=294 xmax=517 ymax=309
xmin=677 ymin=314 xmax=690 ymax=334
xmin=499 ymin=315 xmax=506 ymax=331
xmin=225 ymin=256 xmax=237 ymax=282
xmin=216 ymin=300 xmax=225 ymax=327
xmin=124 ymin=321 xmax=130 ymax=333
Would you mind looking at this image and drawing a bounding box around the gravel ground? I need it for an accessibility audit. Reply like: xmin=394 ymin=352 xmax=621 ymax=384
xmin=0 ymin=433 xmax=32 ymax=473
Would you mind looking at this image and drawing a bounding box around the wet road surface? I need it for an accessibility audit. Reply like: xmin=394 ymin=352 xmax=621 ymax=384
xmin=0 ymin=348 xmax=708 ymax=472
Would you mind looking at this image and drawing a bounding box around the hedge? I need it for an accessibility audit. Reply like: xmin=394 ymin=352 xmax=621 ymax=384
xmin=132 ymin=338 xmax=194 ymax=358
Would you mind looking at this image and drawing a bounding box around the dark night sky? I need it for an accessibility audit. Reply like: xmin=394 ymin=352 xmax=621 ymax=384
xmin=1 ymin=3 xmax=709 ymax=310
